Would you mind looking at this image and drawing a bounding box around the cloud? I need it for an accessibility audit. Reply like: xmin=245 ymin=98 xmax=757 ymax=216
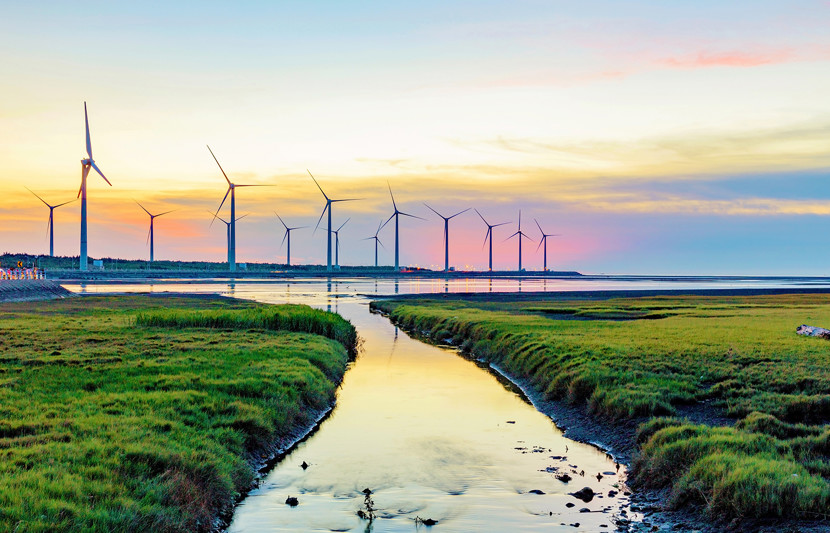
xmin=657 ymin=49 xmax=794 ymax=69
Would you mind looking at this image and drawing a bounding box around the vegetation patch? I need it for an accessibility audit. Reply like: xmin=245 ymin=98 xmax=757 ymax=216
xmin=0 ymin=295 xmax=356 ymax=532
xmin=371 ymin=293 xmax=830 ymax=521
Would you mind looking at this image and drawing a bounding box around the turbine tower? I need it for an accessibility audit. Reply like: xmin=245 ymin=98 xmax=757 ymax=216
xmin=210 ymin=211 xmax=248 ymax=264
xmin=363 ymin=220 xmax=385 ymax=267
xmin=208 ymin=145 xmax=265 ymax=272
xmin=331 ymin=218 xmax=350 ymax=269
xmin=309 ymin=170 xmax=358 ymax=272
xmin=135 ymin=201 xmax=174 ymax=263
xmin=506 ymin=210 xmax=534 ymax=271
xmin=475 ymin=209 xmax=509 ymax=272
xmin=424 ymin=204 xmax=469 ymax=272
xmin=275 ymin=212 xmax=307 ymax=267
xmin=78 ymin=102 xmax=112 ymax=271
xmin=535 ymin=219 xmax=560 ymax=272
xmin=27 ymin=187 xmax=75 ymax=257
xmin=381 ymin=183 xmax=423 ymax=271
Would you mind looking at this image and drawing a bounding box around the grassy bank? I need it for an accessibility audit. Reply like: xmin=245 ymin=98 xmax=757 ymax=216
xmin=0 ymin=295 xmax=356 ymax=532
xmin=371 ymin=293 xmax=830 ymax=521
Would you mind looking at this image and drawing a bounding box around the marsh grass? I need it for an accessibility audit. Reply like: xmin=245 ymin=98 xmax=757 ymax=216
xmin=371 ymin=294 xmax=830 ymax=519
xmin=0 ymin=295 xmax=356 ymax=532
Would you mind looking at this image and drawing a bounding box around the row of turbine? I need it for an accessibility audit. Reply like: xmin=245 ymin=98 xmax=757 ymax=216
xmin=31 ymin=103 xmax=561 ymax=272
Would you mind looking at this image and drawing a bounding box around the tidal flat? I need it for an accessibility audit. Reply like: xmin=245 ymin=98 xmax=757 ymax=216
xmin=0 ymin=294 xmax=355 ymax=532
xmin=371 ymin=293 xmax=830 ymax=528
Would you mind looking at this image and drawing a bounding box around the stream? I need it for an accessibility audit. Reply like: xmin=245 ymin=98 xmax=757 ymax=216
xmin=64 ymin=276 xmax=830 ymax=532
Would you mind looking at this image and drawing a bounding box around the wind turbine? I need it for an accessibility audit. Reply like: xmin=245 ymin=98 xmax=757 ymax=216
xmin=535 ymin=219 xmax=560 ymax=272
xmin=381 ymin=183 xmax=423 ymax=271
xmin=309 ymin=170 xmax=359 ymax=272
xmin=209 ymin=210 xmax=248 ymax=264
xmin=331 ymin=218 xmax=350 ymax=269
xmin=26 ymin=187 xmax=75 ymax=257
xmin=506 ymin=210 xmax=534 ymax=271
xmin=135 ymin=201 xmax=174 ymax=263
xmin=275 ymin=212 xmax=307 ymax=267
xmin=475 ymin=209 xmax=510 ymax=272
xmin=424 ymin=204 xmax=469 ymax=272
xmin=78 ymin=102 xmax=112 ymax=271
xmin=363 ymin=220 xmax=385 ymax=267
xmin=208 ymin=145 xmax=266 ymax=272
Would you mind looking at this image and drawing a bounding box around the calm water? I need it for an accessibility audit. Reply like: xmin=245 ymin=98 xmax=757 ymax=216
xmin=64 ymin=276 xmax=830 ymax=532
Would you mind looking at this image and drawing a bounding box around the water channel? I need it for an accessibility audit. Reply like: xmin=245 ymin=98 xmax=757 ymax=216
xmin=65 ymin=276 xmax=830 ymax=532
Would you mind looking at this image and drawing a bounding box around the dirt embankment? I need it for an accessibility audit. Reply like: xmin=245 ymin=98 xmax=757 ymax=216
xmin=0 ymin=280 xmax=72 ymax=302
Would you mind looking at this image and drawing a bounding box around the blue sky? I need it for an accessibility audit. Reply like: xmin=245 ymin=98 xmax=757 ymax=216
xmin=1 ymin=1 xmax=829 ymax=273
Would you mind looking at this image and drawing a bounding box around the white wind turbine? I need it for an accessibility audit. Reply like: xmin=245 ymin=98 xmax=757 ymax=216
xmin=26 ymin=187 xmax=75 ymax=257
xmin=135 ymin=201 xmax=175 ymax=263
xmin=78 ymin=102 xmax=112 ymax=270
xmin=207 ymin=145 xmax=266 ymax=271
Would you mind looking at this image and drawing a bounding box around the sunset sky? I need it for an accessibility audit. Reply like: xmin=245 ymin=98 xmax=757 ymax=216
xmin=2 ymin=1 xmax=830 ymax=274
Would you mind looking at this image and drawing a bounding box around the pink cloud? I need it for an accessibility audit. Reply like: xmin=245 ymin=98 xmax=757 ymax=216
xmin=658 ymin=49 xmax=794 ymax=69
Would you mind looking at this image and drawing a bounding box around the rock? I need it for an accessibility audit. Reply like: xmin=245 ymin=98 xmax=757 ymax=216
xmin=506 ymin=420 xmax=516 ymax=424
xmin=362 ymin=488 xmax=372 ymax=495
xmin=420 ymin=518 xmax=437 ymax=526
xmin=608 ymin=490 xmax=618 ymax=497
xmin=579 ymin=507 xmax=590 ymax=513
xmin=570 ymin=487 xmax=595 ymax=502
xmin=528 ymin=489 xmax=545 ymax=495
xmin=796 ymin=324 xmax=830 ymax=339
xmin=565 ymin=502 xmax=575 ymax=508
xmin=285 ymin=496 xmax=299 ymax=506
xmin=300 ymin=461 xmax=309 ymax=470
xmin=595 ymin=473 xmax=603 ymax=481
xmin=556 ymin=473 xmax=572 ymax=483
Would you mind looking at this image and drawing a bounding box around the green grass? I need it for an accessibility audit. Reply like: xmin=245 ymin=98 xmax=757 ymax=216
xmin=371 ymin=293 xmax=830 ymax=520
xmin=0 ymin=295 xmax=356 ymax=532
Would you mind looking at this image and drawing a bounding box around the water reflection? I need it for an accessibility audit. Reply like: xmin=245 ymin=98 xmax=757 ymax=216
xmin=61 ymin=276 xmax=830 ymax=532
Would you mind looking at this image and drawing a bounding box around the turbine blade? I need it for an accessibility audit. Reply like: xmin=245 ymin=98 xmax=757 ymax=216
xmin=233 ymin=184 xmax=268 ymax=187
xmin=281 ymin=230 xmax=288 ymax=247
xmin=475 ymin=208 xmax=489 ymax=226
xmin=207 ymin=145 xmax=231 ymax=185
xmin=210 ymin=188 xmax=231 ymax=227
xmin=331 ymin=198 xmax=361 ymax=202
xmin=380 ymin=213 xmax=395 ymax=231
xmin=135 ymin=200 xmax=151 ymax=216
xmin=535 ymin=218 xmax=544 ymax=235
xmin=387 ymin=181 xmax=398 ymax=211
xmin=336 ymin=218 xmax=350 ymax=232
xmin=90 ymin=162 xmax=111 ymax=186
xmin=274 ymin=212 xmax=288 ymax=229
xmin=423 ymin=202 xmax=443 ymax=219
xmin=493 ymin=221 xmax=511 ymax=227
xmin=146 ymin=226 xmax=151 ymax=246
xmin=313 ymin=203 xmax=328 ymax=234
xmin=377 ymin=237 xmax=385 ymax=250
xmin=482 ymin=227 xmax=491 ymax=249
xmin=53 ymin=199 xmax=76 ymax=209
xmin=448 ymin=207 xmax=470 ymax=219
xmin=505 ymin=231 xmax=520 ymax=242
xmin=399 ymin=211 xmax=426 ymax=221
xmin=156 ymin=209 xmax=175 ymax=218
xmin=307 ymin=170 xmax=328 ymax=200
xmin=84 ymin=102 xmax=92 ymax=159
xmin=46 ymin=215 xmax=51 ymax=239
xmin=26 ymin=187 xmax=50 ymax=207
xmin=236 ymin=213 xmax=249 ymax=221
xmin=536 ymin=236 xmax=544 ymax=253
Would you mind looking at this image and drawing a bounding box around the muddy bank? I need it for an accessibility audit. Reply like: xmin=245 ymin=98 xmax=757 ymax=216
xmin=0 ymin=279 xmax=72 ymax=302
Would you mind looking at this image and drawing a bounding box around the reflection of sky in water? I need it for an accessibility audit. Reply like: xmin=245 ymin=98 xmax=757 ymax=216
xmin=63 ymin=277 xmax=830 ymax=531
